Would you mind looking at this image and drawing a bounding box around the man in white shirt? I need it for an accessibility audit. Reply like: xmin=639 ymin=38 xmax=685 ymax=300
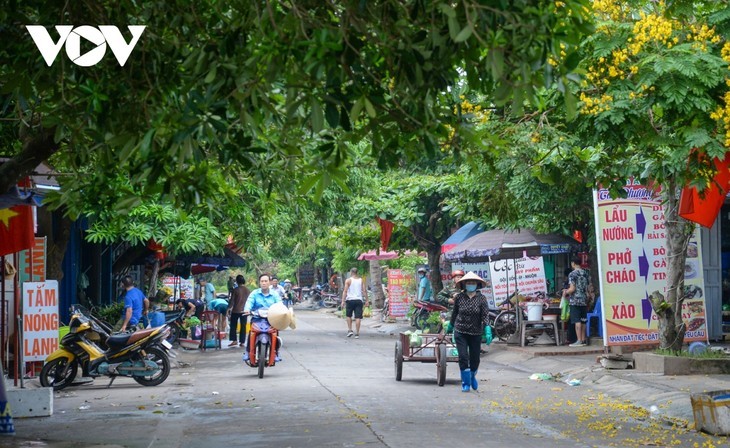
xmin=340 ymin=267 xmax=368 ymax=338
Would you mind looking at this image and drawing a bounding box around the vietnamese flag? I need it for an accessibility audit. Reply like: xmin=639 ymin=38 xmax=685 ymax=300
xmin=0 ymin=206 xmax=34 ymax=256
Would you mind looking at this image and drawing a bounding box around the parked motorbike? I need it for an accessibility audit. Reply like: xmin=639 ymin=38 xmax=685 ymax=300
xmin=40 ymin=305 xmax=173 ymax=390
xmin=161 ymin=308 xmax=186 ymax=345
xmin=411 ymin=300 xmax=449 ymax=331
xmin=243 ymin=309 xmax=281 ymax=378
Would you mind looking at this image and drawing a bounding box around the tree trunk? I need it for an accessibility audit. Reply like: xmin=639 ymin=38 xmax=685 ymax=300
xmin=368 ymin=260 xmax=385 ymax=308
xmin=655 ymin=179 xmax=692 ymax=352
xmin=148 ymin=259 xmax=160 ymax=298
xmin=427 ymin=246 xmax=443 ymax=294
xmin=0 ymin=129 xmax=60 ymax=194
xmin=46 ymin=214 xmax=71 ymax=282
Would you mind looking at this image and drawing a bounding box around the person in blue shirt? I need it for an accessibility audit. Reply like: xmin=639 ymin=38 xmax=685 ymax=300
xmin=417 ymin=267 xmax=432 ymax=302
xmin=120 ymin=275 xmax=149 ymax=332
xmin=243 ymin=274 xmax=282 ymax=361
xmin=199 ymin=278 xmax=216 ymax=308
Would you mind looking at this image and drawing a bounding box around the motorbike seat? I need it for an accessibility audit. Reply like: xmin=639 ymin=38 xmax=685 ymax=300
xmin=107 ymin=328 xmax=157 ymax=348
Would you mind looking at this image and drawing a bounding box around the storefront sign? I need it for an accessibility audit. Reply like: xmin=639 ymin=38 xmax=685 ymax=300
xmin=489 ymin=257 xmax=547 ymax=302
xmin=18 ymin=237 xmax=46 ymax=282
xmin=386 ymin=269 xmax=413 ymax=318
xmin=594 ymin=180 xmax=707 ymax=346
xmin=22 ymin=280 xmax=59 ymax=362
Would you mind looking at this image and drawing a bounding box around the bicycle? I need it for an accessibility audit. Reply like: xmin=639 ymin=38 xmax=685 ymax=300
xmin=491 ymin=292 xmax=554 ymax=342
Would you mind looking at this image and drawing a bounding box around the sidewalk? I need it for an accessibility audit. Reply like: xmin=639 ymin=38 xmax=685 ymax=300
xmin=359 ymin=309 xmax=730 ymax=430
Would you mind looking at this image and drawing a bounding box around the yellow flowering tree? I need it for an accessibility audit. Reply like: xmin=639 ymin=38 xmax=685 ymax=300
xmin=577 ymin=1 xmax=730 ymax=351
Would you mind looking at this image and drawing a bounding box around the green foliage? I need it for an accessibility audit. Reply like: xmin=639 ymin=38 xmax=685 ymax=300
xmin=654 ymin=348 xmax=727 ymax=359
xmin=97 ymin=301 xmax=124 ymax=326
xmin=0 ymin=0 xmax=593 ymax=211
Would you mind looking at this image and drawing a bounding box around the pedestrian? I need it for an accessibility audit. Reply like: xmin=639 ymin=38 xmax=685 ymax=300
xmin=562 ymin=266 xmax=577 ymax=345
xmin=227 ymin=275 xmax=236 ymax=300
xmin=282 ymin=279 xmax=294 ymax=308
xmin=446 ymin=271 xmax=489 ymax=392
xmin=341 ymin=267 xmax=368 ymax=338
xmin=242 ymin=274 xmax=282 ymax=361
xmin=228 ymin=275 xmax=250 ymax=347
xmin=119 ymin=275 xmax=149 ymax=332
xmin=436 ymin=269 xmax=465 ymax=310
xmin=176 ymin=297 xmax=204 ymax=319
xmin=199 ymin=278 xmax=216 ymax=308
xmin=208 ymin=297 xmax=229 ymax=333
xmin=417 ymin=267 xmax=432 ymax=302
xmin=562 ymin=256 xmax=591 ymax=347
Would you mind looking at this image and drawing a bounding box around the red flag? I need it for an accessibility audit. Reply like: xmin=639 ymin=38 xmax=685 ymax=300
xmin=0 ymin=206 xmax=34 ymax=256
xmin=377 ymin=218 xmax=395 ymax=252
xmin=679 ymin=153 xmax=730 ymax=228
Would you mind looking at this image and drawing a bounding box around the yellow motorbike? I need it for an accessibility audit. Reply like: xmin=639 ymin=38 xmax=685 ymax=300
xmin=40 ymin=305 xmax=173 ymax=390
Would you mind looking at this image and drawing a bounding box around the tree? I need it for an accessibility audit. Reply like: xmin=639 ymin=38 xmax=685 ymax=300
xmin=576 ymin=1 xmax=730 ymax=351
xmin=0 ymin=0 xmax=593 ymax=212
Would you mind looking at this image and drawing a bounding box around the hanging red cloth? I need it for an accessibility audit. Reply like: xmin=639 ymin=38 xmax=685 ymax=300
xmin=679 ymin=152 xmax=730 ymax=228
xmin=0 ymin=205 xmax=34 ymax=256
xmin=377 ymin=217 xmax=395 ymax=251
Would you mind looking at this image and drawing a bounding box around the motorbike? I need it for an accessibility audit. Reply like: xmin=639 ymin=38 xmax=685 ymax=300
xmin=40 ymin=305 xmax=173 ymax=390
xmin=411 ymin=300 xmax=449 ymax=331
xmin=160 ymin=308 xmax=186 ymax=345
xmin=243 ymin=309 xmax=281 ymax=378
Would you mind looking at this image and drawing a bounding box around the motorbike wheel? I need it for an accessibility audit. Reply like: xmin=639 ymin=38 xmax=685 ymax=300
xmin=494 ymin=311 xmax=517 ymax=341
xmin=39 ymin=357 xmax=78 ymax=391
xmin=133 ymin=346 xmax=170 ymax=387
xmin=321 ymin=294 xmax=338 ymax=308
xmin=413 ymin=310 xmax=429 ymax=331
xmin=257 ymin=343 xmax=267 ymax=379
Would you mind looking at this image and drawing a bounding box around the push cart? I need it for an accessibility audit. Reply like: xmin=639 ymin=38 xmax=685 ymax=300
xmin=394 ymin=332 xmax=459 ymax=386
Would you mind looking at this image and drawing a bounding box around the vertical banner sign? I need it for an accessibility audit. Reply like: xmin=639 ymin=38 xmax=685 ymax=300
xmin=451 ymin=263 xmax=496 ymax=308
xmin=594 ymin=181 xmax=707 ymax=346
xmin=489 ymin=257 xmax=547 ymax=302
xmin=386 ymin=269 xmax=412 ymax=318
xmin=18 ymin=237 xmax=46 ymax=282
xmin=22 ymin=280 xmax=59 ymax=362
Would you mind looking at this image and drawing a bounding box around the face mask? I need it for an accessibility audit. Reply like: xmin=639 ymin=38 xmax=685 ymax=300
xmin=465 ymin=284 xmax=478 ymax=292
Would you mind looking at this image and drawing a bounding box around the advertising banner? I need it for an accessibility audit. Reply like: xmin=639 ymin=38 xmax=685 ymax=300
xmin=162 ymin=276 xmax=195 ymax=301
xmin=450 ymin=263 xmax=496 ymax=308
xmin=22 ymin=280 xmax=59 ymax=362
xmin=594 ymin=180 xmax=707 ymax=346
xmin=386 ymin=269 xmax=413 ymax=318
xmin=489 ymin=257 xmax=547 ymax=302
xmin=18 ymin=237 xmax=46 ymax=283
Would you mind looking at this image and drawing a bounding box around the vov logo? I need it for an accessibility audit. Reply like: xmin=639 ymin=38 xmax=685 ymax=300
xmin=26 ymin=25 xmax=146 ymax=67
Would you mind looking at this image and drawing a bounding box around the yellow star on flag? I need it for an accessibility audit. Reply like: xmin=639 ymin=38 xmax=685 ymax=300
xmin=0 ymin=208 xmax=19 ymax=230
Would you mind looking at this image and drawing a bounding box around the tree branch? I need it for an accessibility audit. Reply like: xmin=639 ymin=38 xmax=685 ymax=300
xmin=0 ymin=129 xmax=60 ymax=194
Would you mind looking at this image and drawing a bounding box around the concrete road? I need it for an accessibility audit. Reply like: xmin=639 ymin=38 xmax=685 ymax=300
xmin=5 ymin=310 xmax=726 ymax=448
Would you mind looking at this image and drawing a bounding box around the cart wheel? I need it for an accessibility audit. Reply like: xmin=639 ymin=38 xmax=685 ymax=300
xmin=395 ymin=340 xmax=403 ymax=381
xmin=436 ymin=343 xmax=447 ymax=387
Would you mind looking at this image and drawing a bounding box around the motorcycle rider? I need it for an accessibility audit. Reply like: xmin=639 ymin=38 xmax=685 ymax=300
xmin=242 ymin=274 xmax=282 ymax=362
xmin=270 ymin=276 xmax=286 ymax=299
xmin=282 ymin=279 xmax=294 ymax=308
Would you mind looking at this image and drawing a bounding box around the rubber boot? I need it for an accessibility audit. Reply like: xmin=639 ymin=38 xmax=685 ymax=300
xmin=471 ymin=370 xmax=478 ymax=390
xmin=460 ymin=369 xmax=471 ymax=392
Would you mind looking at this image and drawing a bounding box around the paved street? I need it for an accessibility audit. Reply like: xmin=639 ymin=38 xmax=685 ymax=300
xmin=5 ymin=310 xmax=728 ymax=448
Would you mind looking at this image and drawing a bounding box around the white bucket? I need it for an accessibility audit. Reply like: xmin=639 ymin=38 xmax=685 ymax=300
xmin=526 ymin=302 xmax=544 ymax=321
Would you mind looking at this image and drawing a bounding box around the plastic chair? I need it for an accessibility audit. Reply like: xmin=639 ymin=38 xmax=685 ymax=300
xmin=200 ymin=311 xmax=222 ymax=351
xmin=586 ymin=296 xmax=602 ymax=338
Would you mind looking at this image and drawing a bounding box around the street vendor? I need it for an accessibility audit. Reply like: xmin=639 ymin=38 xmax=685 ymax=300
xmin=446 ymin=271 xmax=489 ymax=393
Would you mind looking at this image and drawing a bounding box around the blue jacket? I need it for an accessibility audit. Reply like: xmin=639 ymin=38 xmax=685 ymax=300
xmin=244 ymin=288 xmax=281 ymax=313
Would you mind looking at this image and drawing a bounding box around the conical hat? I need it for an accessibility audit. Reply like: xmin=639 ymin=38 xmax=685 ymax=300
xmin=267 ymin=302 xmax=291 ymax=330
xmin=288 ymin=309 xmax=297 ymax=330
xmin=455 ymin=271 xmax=486 ymax=288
